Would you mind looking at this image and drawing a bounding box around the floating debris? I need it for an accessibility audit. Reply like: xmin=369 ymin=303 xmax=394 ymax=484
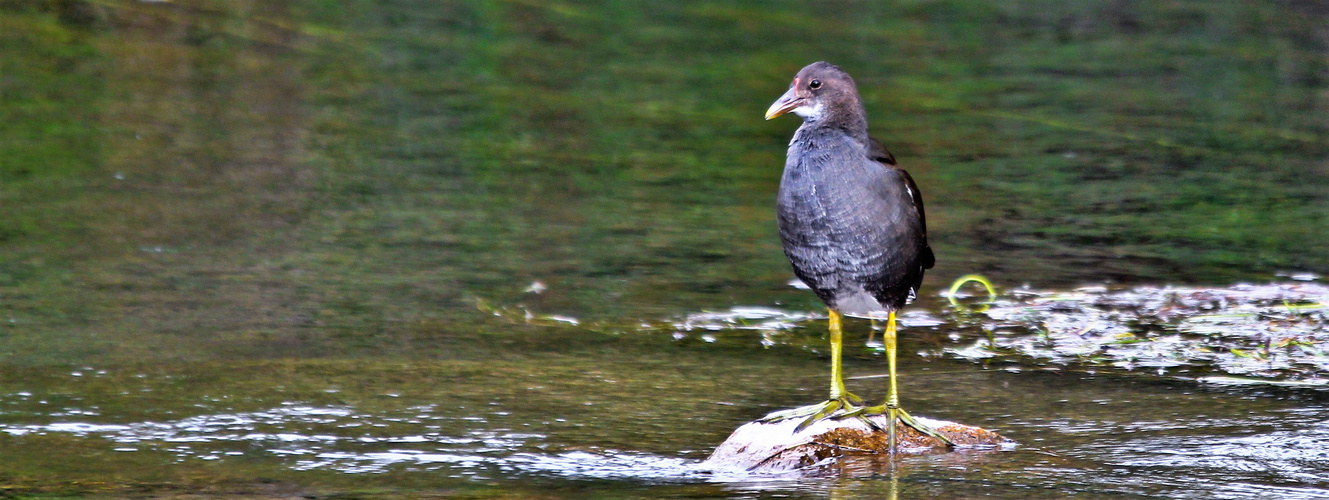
xmin=943 ymin=282 xmax=1329 ymax=382
xmin=480 ymin=281 xmax=1328 ymax=384
xmin=672 ymin=307 xmax=820 ymax=332
xmin=1276 ymin=272 xmax=1320 ymax=282
xmin=1196 ymin=376 xmax=1329 ymax=388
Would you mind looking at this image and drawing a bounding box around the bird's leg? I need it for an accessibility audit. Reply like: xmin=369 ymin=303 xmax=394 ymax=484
xmin=845 ymin=311 xmax=954 ymax=451
xmin=762 ymin=309 xmax=864 ymax=431
xmin=884 ymin=309 xmax=901 ymax=449
xmin=866 ymin=317 xmax=881 ymax=348
xmin=827 ymin=308 xmax=865 ymax=406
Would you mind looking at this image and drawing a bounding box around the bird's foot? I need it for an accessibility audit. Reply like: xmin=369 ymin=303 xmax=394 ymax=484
xmin=760 ymin=392 xmax=864 ymax=433
xmin=843 ymin=404 xmax=955 ymax=447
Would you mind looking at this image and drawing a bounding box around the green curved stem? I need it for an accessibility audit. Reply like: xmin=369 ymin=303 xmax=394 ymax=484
xmin=947 ymin=274 xmax=997 ymax=312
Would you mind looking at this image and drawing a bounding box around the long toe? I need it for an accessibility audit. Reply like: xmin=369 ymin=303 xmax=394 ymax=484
xmin=897 ymin=407 xmax=956 ymax=446
xmin=839 ymin=404 xmax=887 ymax=431
xmin=841 ymin=404 xmax=886 ymax=418
xmin=760 ymin=404 xmax=822 ymax=422
xmin=841 ymin=405 xmax=956 ymax=446
xmin=793 ymin=400 xmax=843 ymax=433
xmin=761 ymin=397 xmax=862 ymax=431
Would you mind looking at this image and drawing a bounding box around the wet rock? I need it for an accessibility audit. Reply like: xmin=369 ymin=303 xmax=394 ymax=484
xmin=704 ymin=414 xmax=1012 ymax=473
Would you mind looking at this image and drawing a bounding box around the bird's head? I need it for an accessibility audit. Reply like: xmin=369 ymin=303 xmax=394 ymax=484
xmin=764 ymin=61 xmax=861 ymax=123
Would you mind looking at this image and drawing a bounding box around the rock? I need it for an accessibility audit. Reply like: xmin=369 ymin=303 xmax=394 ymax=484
xmin=703 ymin=414 xmax=1013 ymax=473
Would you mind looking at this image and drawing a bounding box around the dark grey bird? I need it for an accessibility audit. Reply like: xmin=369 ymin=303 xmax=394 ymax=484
xmin=762 ymin=61 xmax=951 ymax=450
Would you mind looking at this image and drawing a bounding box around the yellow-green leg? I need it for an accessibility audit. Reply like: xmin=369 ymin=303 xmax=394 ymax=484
xmin=828 ymin=309 xmax=853 ymax=402
xmin=762 ymin=309 xmax=864 ymax=431
xmin=847 ymin=311 xmax=954 ymax=451
xmin=866 ymin=317 xmax=879 ymax=347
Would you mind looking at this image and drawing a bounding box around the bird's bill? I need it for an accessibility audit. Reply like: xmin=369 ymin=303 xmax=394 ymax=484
xmin=764 ymin=85 xmax=804 ymax=120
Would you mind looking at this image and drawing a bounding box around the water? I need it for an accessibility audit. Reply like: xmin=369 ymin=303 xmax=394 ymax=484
xmin=1 ymin=0 xmax=1327 ymax=497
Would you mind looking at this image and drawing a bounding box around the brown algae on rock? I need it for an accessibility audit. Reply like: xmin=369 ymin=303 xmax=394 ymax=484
xmin=704 ymin=414 xmax=1013 ymax=473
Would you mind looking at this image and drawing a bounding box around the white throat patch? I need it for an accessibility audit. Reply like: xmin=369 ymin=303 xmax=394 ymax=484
xmin=792 ymin=101 xmax=823 ymax=120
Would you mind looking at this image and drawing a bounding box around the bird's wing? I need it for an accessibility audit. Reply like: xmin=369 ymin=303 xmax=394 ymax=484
xmin=897 ymin=167 xmax=935 ymax=270
xmin=895 ymin=169 xmax=927 ymax=239
xmin=867 ymin=135 xmax=934 ymax=271
xmin=868 ymin=136 xmax=897 ymax=166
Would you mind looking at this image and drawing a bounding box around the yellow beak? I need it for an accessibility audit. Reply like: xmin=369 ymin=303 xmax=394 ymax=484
xmin=764 ymin=86 xmax=803 ymax=120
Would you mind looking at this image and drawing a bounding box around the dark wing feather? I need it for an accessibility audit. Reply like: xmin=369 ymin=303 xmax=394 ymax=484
xmin=897 ymin=168 xmax=934 ymax=270
xmin=868 ymin=136 xmax=897 ymax=165
xmin=867 ymin=135 xmax=931 ymax=270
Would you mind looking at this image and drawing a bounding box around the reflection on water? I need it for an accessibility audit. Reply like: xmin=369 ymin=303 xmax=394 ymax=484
xmin=5 ymin=373 xmax=1329 ymax=498
xmin=0 ymin=402 xmax=727 ymax=480
xmin=4 ymin=288 xmax=1329 ymax=497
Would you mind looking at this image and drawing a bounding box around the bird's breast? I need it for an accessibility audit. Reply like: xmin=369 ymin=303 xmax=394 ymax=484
xmin=776 ymin=134 xmax=869 ymax=235
xmin=775 ymin=130 xmax=920 ymax=266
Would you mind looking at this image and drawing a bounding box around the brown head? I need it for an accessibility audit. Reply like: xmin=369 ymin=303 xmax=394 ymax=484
xmin=764 ymin=61 xmax=869 ymax=136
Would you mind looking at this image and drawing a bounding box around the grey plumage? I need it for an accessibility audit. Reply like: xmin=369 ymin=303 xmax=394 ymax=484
xmin=761 ymin=61 xmax=952 ymax=449
xmin=772 ymin=62 xmax=933 ymax=316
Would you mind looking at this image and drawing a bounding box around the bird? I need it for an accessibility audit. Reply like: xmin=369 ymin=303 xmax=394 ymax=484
xmin=761 ymin=61 xmax=952 ymax=451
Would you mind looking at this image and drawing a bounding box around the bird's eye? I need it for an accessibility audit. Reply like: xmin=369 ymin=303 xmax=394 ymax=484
xmin=809 ymin=79 xmax=821 ymax=89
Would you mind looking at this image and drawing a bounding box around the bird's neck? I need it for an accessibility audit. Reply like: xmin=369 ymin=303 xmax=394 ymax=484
xmin=798 ymin=104 xmax=870 ymax=149
xmin=795 ymin=118 xmax=871 ymax=153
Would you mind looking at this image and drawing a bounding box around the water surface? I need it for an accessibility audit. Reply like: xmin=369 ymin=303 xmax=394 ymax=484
xmin=1 ymin=0 xmax=1327 ymax=497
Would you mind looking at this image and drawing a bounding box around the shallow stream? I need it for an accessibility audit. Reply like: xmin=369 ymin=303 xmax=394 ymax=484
xmin=2 ymin=1 xmax=1327 ymax=497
